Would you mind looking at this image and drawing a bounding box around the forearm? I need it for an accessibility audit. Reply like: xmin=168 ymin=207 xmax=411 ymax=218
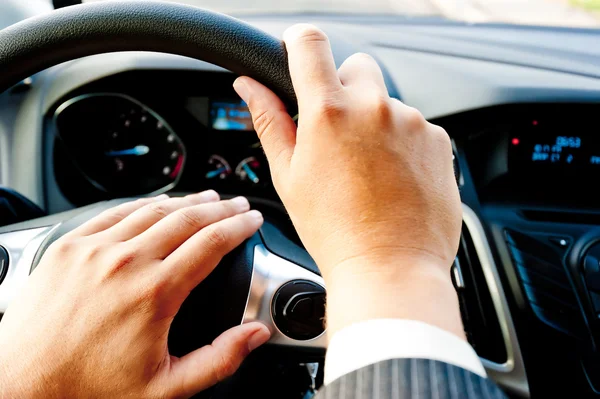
xmin=323 ymin=255 xmax=464 ymax=341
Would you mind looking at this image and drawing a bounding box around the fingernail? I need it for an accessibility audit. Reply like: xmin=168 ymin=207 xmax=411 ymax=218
xmin=247 ymin=325 xmax=271 ymax=352
xmin=231 ymin=196 xmax=250 ymax=211
xmin=154 ymin=194 xmax=169 ymax=201
xmin=199 ymin=190 xmax=220 ymax=202
xmin=233 ymin=78 xmax=249 ymax=103
xmin=247 ymin=210 xmax=263 ymax=223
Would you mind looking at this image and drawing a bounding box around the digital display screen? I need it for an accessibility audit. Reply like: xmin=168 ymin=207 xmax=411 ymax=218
xmin=510 ymin=126 xmax=600 ymax=174
xmin=210 ymin=99 xmax=253 ymax=131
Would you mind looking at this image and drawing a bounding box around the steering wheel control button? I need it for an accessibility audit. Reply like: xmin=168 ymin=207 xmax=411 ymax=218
xmin=0 ymin=246 xmax=8 ymax=284
xmin=272 ymin=280 xmax=326 ymax=341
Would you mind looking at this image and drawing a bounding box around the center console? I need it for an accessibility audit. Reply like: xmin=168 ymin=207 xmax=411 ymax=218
xmin=445 ymin=103 xmax=600 ymax=397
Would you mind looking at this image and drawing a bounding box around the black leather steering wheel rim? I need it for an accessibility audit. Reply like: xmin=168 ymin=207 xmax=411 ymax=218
xmin=0 ymin=0 xmax=297 ymax=108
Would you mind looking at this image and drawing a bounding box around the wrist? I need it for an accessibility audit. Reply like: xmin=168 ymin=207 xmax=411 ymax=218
xmin=323 ymin=254 xmax=465 ymax=341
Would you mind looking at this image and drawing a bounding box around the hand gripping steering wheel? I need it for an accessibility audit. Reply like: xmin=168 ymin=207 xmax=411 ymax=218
xmin=0 ymin=0 xmax=326 ymax=372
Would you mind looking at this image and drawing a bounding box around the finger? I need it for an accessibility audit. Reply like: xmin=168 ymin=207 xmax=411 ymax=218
xmin=283 ymin=24 xmax=342 ymax=110
xmin=163 ymin=210 xmax=263 ymax=294
xmin=129 ymin=197 xmax=252 ymax=259
xmin=101 ymin=190 xmax=220 ymax=241
xmin=234 ymin=77 xmax=296 ymax=179
xmin=338 ymin=53 xmax=387 ymax=94
xmin=166 ymin=323 xmax=270 ymax=397
xmin=68 ymin=195 xmax=169 ymax=237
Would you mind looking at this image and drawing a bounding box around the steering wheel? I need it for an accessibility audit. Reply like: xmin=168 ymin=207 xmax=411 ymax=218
xmin=0 ymin=0 xmax=326 ymax=376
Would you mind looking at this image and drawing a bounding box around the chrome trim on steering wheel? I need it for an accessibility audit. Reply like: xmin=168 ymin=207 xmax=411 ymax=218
xmin=245 ymin=208 xmax=528 ymax=396
xmin=462 ymin=204 xmax=529 ymax=397
xmin=0 ymin=225 xmax=59 ymax=314
xmin=243 ymin=244 xmax=327 ymax=349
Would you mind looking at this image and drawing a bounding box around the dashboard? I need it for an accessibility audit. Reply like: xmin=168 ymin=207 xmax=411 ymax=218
xmin=451 ymin=103 xmax=600 ymax=208
xmin=3 ymin=8 xmax=600 ymax=399
xmin=49 ymin=71 xmax=278 ymax=206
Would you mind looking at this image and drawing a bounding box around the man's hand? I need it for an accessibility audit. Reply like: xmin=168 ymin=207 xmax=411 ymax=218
xmin=0 ymin=192 xmax=270 ymax=398
xmin=234 ymin=25 xmax=463 ymax=338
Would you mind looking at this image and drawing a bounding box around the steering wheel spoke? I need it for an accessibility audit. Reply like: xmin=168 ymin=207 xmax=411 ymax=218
xmin=244 ymin=244 xmax=327 ymax=350
xmin=0 ymin=225 xmax=58 ymax=314
xmin=0 ymin=199 xmax=327 ymax=355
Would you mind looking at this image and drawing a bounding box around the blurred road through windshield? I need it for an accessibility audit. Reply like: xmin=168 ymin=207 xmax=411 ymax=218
xmin=86 ymin=0 xmax=600 ymax=28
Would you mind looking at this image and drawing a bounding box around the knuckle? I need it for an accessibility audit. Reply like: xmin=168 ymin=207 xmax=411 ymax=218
xmin=286 ymin=24 xmax=328 ymax=45
xmin=101 ymin=198 xmax=147 ymax=220
xmin=317 ymin=98 xmax=347 ymax=121
xmin=82 ymin=243 xmax=104 ymax=263
xmin=434 ymin=130 xmax=453 ymax=159
xmin=204 ymin=226 xmax=229 ymax=249
xmin=252 ymin=109 xmax=276 ymax=139
xmin=403 ymin=106 xmax=426 ymax=130
xmin=134 ymin=197 xmax=151 ymax=206
xmin=213 ymin=351 xmax=238 ymax=382
xmin=106 ymin=247 xmax=139 ymax=276
xmin=432 ymin=125 xmax=452 ymax=147
xmin=176 ymin=207 xmax=204 ymax=230
xmin=369 ymin=95 xmax=393 ymax=122
xmin=102 ymin=209 xmax=127 ymax=225
xmin=146 ymin=202 xmax=170 ymax=219
xmin=140 ymin=278 xmax=169 ymax=308
xmin=48 ymin=237 xmax=76 ymax=257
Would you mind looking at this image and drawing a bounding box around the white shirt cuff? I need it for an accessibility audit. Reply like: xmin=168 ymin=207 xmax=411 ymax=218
xmin=324 ymin=319 xmax=486 ymax=385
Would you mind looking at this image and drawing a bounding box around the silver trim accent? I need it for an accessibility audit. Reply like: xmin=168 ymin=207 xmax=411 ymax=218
xmin=244 ymin=209 xmax=528 ymax=395
xmin=451 ymin=139 xmax=465 ymax=187
xmin=452 ymin=257 xmax=466 ymax=290
xmin=462 ymin=204 xmax=529 ymax=397
xmin=0 ymin=225 xmax=58 ymax=314
xmin=243 ymin=244 xmax=327 ymax=349
xmin=53 ymin=93 xmax=187 ymax=197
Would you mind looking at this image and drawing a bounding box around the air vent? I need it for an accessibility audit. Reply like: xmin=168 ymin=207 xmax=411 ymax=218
xmin=455 ymin=225 xmax=507 ymax=364
xmin=504 ymin=229 xmax=587 ymax=339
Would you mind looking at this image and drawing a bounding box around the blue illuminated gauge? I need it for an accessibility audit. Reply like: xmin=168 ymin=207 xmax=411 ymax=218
xmin=205 ymin=155 xmax=232 ymax=180
xmin=54 ymin=93 xmax=186 ymax=196
xmin=235 ymin=156 xmax=263 ymax=184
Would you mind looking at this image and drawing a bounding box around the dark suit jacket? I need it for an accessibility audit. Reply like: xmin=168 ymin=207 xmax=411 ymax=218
xmin=316 ymin=358 xmax=507 ymax=399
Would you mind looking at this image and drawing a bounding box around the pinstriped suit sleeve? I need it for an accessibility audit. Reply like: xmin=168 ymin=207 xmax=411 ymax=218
xmin=316 ymin=359 xmax=507 ymax=399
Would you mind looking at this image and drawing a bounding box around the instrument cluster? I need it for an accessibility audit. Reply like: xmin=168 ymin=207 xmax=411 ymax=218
xmin=51 ymin=82 xmax=277 ymax=206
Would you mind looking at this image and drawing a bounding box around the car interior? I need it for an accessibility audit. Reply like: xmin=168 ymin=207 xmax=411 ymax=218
xmin=1 ymin=0 xmax=600 ymax=397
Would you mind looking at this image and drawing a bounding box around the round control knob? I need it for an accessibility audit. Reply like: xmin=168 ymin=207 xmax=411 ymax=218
xmin=272 ymin=280 xmax=326 ymax=341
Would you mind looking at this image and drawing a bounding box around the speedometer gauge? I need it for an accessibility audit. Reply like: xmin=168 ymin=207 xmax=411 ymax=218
xmin=54 ymin=93 xmax=186 ymax=196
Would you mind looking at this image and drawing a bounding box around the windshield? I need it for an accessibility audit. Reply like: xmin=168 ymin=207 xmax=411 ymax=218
xmin=84 ymin=0 xmax=600 ymax=28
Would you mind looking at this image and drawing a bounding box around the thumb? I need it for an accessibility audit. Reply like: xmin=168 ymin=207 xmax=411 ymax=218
xmin=166 ymin=322 xmax=271 ymax=398
xmin=233 ymin=76 xmax=296 ymax=185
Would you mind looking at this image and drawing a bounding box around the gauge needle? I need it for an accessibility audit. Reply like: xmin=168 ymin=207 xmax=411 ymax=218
xmin=205 ymin=167 xmax=229 ymax=179
xmin=105 ymin=145 xmax=150 ymax=157
xmin=243 ymin=164 xmax=259 ymax=183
